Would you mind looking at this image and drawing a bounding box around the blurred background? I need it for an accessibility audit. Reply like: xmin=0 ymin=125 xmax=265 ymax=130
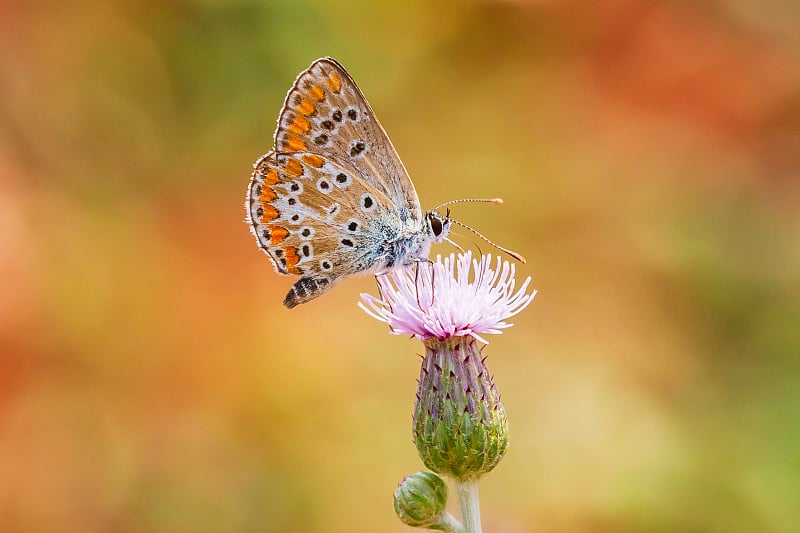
xmin=1 ymin=0 xmax=799 ymax=531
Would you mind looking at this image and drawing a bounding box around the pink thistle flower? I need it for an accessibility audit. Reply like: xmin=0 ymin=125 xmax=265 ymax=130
xmin=359 ymin=252 xmax=535 ymax=344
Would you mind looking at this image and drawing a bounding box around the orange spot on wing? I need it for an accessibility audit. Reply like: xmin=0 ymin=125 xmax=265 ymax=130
xmin=264 ymin=168 xmax=279 ymax=184
xmin=302 ymin=154 xmax=324 ymax=167
xmin=284 ymin=247 xmax=300 ymax=268
xmin=259 ymin=186 xmax=277 ymax=203
xmin=287 ymin=267 xmax=302 ymax=275
xmin=284 ymin=135 xmax=308 ymax=152
xmin=284 ymin=158 xmax=303 ymax=176
xmin=296 ymin=98 xmax=315 ymax=116
xmin=327 ymin=72 xmax=341 ymax=93
xmin=262 ymin=204 xmax=279 ymax=222
xmin=288 ymin=115 xmax=310 ymax=134
xmin=269 ymin=226 xmax=289 ymax=245
xmin=308 ymin=85 xmax=325 ymax=101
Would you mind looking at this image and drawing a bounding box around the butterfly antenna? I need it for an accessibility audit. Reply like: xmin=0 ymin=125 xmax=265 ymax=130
xmin=443 ymin=230 xmax=491 ymax=287
xmin=448 ymin=229 xmax=484 ymax=256
xmin=448 ymin=219 xmax=527 ymax=264
xmin=443 ymin=237 xmax=467 ymax=254
xmin=433 ymin=198 xmax=504 ymax=211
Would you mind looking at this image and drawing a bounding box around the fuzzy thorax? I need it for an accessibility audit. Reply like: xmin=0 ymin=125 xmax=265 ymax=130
xmin=373 ymin=210 xmax=450 ymax=274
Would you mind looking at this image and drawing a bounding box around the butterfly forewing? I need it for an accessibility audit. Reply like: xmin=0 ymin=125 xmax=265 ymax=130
xmin=273 ymin=57 xmax=422 ymax=224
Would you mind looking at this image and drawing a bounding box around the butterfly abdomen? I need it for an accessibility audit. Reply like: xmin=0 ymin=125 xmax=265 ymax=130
xmin=283 ymin=276 xmax=334 ymax=308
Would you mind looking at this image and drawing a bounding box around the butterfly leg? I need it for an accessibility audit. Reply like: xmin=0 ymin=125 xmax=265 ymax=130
xmin=374 ymin=275 xmax=397 ymax=333
xmin=414 ymin=263 xmax=422 ymax=309
xmin=430 ymin=261 xmax=436 ymax=307
xmin=407 ymin=257 xmax=435 ymax=310
xmin=375 ymin=274 xmax=391 ymax=311
xmin=283 ymin=276 xmax=337 ymax=308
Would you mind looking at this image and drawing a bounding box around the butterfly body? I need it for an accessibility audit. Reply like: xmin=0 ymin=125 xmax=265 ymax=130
xmin=246 ymin=58 xmax=450 ymax=307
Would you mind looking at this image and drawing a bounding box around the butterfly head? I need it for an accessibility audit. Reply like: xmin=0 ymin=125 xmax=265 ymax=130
xmin=425 ymin=210 xmax=451 ymax=244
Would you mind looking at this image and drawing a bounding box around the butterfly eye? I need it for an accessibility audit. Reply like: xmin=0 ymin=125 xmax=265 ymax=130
xmin=429 ymin=215 xmax=443 ymax=237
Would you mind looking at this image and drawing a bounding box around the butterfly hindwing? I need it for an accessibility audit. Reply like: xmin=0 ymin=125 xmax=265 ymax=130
xmin=246 ymin=149 xmax=400 ymax=301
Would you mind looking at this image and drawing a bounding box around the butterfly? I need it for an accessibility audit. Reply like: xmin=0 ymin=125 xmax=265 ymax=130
xmin=245 ymin=57 xmax=521 ymax=308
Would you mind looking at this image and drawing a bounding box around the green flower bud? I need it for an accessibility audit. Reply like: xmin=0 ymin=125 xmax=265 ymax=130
xmin=413 ymin=336 xmax=509 ymax=481
xmin=393 ymin=471 xmax=450 ymax=530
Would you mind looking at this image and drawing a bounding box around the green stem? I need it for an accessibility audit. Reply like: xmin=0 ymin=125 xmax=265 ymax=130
xmin=456 ymin=480 xmax=482 ymax=533
xmin=436 ymin=511 xmax=464 ymax=532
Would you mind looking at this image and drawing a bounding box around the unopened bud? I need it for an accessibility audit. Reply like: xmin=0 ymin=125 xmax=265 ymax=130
xmin=393 ymin=471 xmax=449 ymax=529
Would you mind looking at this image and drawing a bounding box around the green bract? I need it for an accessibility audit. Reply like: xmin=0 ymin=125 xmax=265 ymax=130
xmin=413 ymin=337 xmax=509 ymax=481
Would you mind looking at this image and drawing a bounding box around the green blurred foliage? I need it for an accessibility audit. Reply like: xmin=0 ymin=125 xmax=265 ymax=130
xmin=1 ymin=0 xmax=799 ymax=531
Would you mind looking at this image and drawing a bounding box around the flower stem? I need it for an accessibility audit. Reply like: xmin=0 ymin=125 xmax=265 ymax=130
xmin=456 ymin=480 xmax=482 ymax=533
xmin=439 ymin=511 xmax=464 ymax=532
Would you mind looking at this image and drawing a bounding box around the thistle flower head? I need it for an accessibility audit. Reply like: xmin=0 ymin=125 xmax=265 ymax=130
xmin=359 ymin=252 xmax=535 ymax=344
xmin=361 ymin=252 xmax=536 ymax=482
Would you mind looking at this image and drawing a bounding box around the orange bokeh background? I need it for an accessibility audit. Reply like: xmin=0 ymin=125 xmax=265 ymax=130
xmin=1 ymin=1 xmax=799 ymax=531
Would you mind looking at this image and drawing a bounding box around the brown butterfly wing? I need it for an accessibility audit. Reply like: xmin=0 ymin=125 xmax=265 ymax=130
xmin=246 ymin=150 xmax=399 ymax=307
xmin=272 ymin=57 xmax=422 ymax=225
xmin=246 ymin=57 xmax=426 ymax=307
